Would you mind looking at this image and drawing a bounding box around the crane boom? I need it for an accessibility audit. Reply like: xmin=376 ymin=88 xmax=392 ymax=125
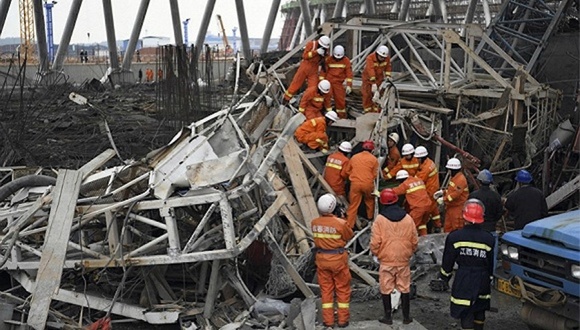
xmin=216 ymin=14 xmax=231 ymax=55
xmin=19 ymin=0 xmax=35 ymax=60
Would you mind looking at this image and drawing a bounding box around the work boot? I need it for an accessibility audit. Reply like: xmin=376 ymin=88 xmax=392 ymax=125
xmin=378 ymin=294 xmax=392 ymax=325
xmin=474 ymin=321 xmax=484 ymax=330
xmin=402 ymin=292 xmax=413 ymax=324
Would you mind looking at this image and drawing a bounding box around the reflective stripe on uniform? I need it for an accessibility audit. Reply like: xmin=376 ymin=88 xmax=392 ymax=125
xmin=441 ymin=268 xmax=452 ymax=277
xmin=385 ymin=173 xmax=393 ymax=179
xmin=298 ymin=107 xmax=305 ymax=113
xmin=329 ymin=64 xmax=346 ymax=68
xmin=315 ymin=138 xmax=325 ymax=145
xmin=407 ymin=184 xmax=426 ymax=194
xmin=313 ymin=233 xmax=342 ymax=239
xmin=322 ymin=302 xmax=334 ymax=309
xmin=285 ymin=90 xmax=293 ymax=97
xmin=307 ymin=51 xmax=314 ymax=59
xmin=403 ymin=164 xmax=419 ymax=169
xmin=432 ymin=215 xmax=441 ymax=220
xmin=311 ymin=119 xmax=317 ymax=126
xmin=449 ymin=181 xmax=457 ymax=187
xmin=479 ymin=294 xmax=491 ymax=299
xmin=418 ymin=225 xmax=427 ymax=230
xmin=364 ymin=107 xmax=373 ymax=112
xmin=319 ymin=76 xmax=325 ymax=80
xmin=451 ymin=296 xmax=471 ymax=306
xmin=346 ymin=78 xmax=353 ymax=82
xmin=447 ymin=195 xmax=454 ymax=202
xmin=326 ymin=162 xmax=343 ymax=170
xmin=453 ymin=241 xmax=492 ymax=251
xmin=429 ymin=168 xmax=438 ymax=177
xmin=336 ymin=109 xmax=346 ymax=113
xmin=369 ymin=77 xmax=376 ymax=81
xmin=313 ymin=97 xmax=324 ymax=102
xmin=337 ymin=302 xmax=349 ymax=308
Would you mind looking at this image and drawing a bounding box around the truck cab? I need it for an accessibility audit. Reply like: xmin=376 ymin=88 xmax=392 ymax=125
xmin=495 ymin=210 xmax=580 ymax=330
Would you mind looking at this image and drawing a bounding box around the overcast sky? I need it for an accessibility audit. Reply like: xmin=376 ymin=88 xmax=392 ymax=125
xmin=2 ymin=0 xmax=286 ymax=44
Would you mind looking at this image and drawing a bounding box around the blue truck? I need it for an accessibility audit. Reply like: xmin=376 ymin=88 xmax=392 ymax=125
xmin=495 ymin=210 xmax=580 ymax=330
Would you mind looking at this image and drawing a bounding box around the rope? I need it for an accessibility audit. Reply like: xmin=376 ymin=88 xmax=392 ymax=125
xmin=511 ymin=276 xmax=567 ymax=308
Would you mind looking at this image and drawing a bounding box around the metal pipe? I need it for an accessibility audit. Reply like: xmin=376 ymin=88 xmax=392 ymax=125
xmin=399 ymin=0 xmax=411 ymax=21
xmin=333 ymin=0 xmax=346 ymax=18
xmin=234 ymin=0 xmax=252 ymax=62
xmin=260 ymin=0 xmax=281 ymax=55
xmin=298 ymin=0 xmax=313 ymax=36
xmin=290 ymin=13 xmax=303 ymax=49
xmin=0 ymin=0 xmax=12 ymax=37
xmin=194 ymin=0 xmax=216 ymax=61
xmin=464 ymin=0 xmax=478 ymax=24
xmin=52 ymin=0 xmax=82 ymax=71
xmin=32 ymin=0 xmax=49 ymax=72
xmin=365 ymin=0 xmax=376 ymax=15
xmin=102 ymin=0 xmax=119 ymax=69
xmin=121 ymin=0 xmax=150 ymax=71
xmin=169 ymin=0 xmax=183 ymax=47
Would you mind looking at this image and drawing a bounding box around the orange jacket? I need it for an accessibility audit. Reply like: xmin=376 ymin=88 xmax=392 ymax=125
xmin=392 ymin=176 xmax=431 ymax=208
xmin=415 ymin=157 xmax=440 ymax=197
xmin=298 ymin=85 xmax=332 ymax=120
xmin=324 ymin=151 xmax=350 ymax=196
xmin=312 ymin=215 xmax=354 ymax=265
xmin=444 ymin=172 xmax=469 ymax=207
xmin=370 ymin=212 xmax=418 ymax=266
xmin=324 ymin=56 xmax=353 ymax=86
xmin=294 ymin=117 xmax=328 ymax=150
xmin=384 ymin=157 xmax=419 ymax=179
xmin=362 ymin=53 xmax=392 ymax=86
xmin=385 ymin=146 xmax=401 ymax=171
xmin=302 ymin=40 xmax=325 ymax=64
xmin=345 ymin=151 xmax=379 ymax=186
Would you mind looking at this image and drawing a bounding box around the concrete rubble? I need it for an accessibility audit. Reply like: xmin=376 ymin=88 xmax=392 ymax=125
xmin=0 ymin=16 xmax=578 ymax=330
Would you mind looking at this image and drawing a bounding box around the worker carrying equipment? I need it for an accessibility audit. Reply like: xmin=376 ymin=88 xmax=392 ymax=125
xmin=297 ymin=82 xmax=333 ymax=120
xmin=294 ymin=112 xmax=338 ymax=153
xmin=324 ymin=141 xmax=352 ymax=197
xmin=414 ymin=146 xmax=442 ymax=232
xmin=393 ymin=170 xmax=432 ymax=236
xmin=284 ymin=35 xmax=330 ymax=102
xmin=312 ymin=193 xmax=354 ymax=328
xmin=344 ymin=141 xmax=379 ymax=228
xmin=361 ymin=45 xmax=392 ymax=113
xmin=323 ymin=44 xmax=353 ymax=118
xmin=441 ymin=158 xmax=469 ymax=233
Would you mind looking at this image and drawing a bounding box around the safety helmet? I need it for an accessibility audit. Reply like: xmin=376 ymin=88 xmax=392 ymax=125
xmin=388 ymin=132 xmax=400 ymax=144
xmin=414 ymin=146 xmax=428 ymax=158
xmin=333 ymin=45 xmax=345 ymax=59
xmin=380 ymin=188 xmax=399 ymax=205
xmin=318 ymin=36 xmax=331 ymax=49
xmin=396 ymin=170 xmax=409 ymax=180
xmin=446 ymin=158 xmax=462 ymax=170
xmin=401 ymin=143 xmax=415 ymax=156
xmin=317 ymin=193 xmax=337 ymax=214
xmin=338 ymin=141 xmax=352 ymax=153
xmin=376 ymin=45 xmax=389 ymax=57
xmin=477 ymin=169 xmax=493 ymax=184
xmin=325 ymin=110 xmax=338 ymax=122
xmin=362 ymin=140 xmax=375 ymax=151
xmin=515 ymin=169 xmax=533 ymax=183
xmin=318 ymin=79 xmax=331 ymax=94
xmin=463 ymin=199 xmax=485 ymax=224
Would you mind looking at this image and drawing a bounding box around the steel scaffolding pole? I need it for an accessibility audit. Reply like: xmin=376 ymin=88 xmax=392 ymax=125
xmin=32 ymin=0 xmax=49 ymax=72
xmin=260 ymin=0 xmax=281 ymax=54
xmin=399 ymin=0 xmax=411 ymax=21
xmin=194 ymin=0 xmax=216 ymax=61
xmin=333 ymin=0 xmax=346 ymax=18
xmin=121 ymin=0 xmax=149 ymax=71
xmin=0 ymin=0 xmax=13 ymax=37
xmin=365 ymin=0 xmax=376 ymax=15
xmin=290 ymin=13 xmax=303 ymax=49
xmin=52 ymin=0 xmax=81 ymax=71
xmin=102 ymin=0 xmax=119 ymax=70
xmin=298 ymin=0 xmax=313 ymax=36
xmin=169 ymin=0 xmax=183 ymax=47
xmin=235 ymin=0 xmax=252 ymax=61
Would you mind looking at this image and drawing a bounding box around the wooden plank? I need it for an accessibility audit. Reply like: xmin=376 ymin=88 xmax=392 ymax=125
xmin=282 ymin=140 xmax=319 ymax=230
xmin=348 ymin=260 xmax=377 ymax=286
xmin=28 ymin=170 xmax=82 ymax=330
xmin=78 ymin=149 xmax=116 ymax=179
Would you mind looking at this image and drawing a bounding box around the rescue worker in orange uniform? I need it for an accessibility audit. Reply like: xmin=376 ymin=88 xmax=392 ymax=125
xmin=298 ymin=80 xmax=333 ymax=120
xmin=414 ymin=146 xmax=442 ymax=232
xmin=383 ymin=143 xmax=419 ymax=180
xmin=434 ymin=158 xmax=469 ymax=232
xmin=324 ymin=141 xmax=352 ymax=197
xmin=371 ymin=188 xmax=418 ymax=325
xmin=312 ymin=194 xmax=354 ymax=328
xmin=294 ymin=111 xmax=338 ymax=153
xmin=362 ymin=45 xmax=392 ymax=113
xmin=284 ymin=35 xmax=331 ymax=102
xmin=324 ymin=45 xmax=353 ymax=119
xmin=344 ymin=140 xmax=379 ymax=229
xmin=392 ymin=170 xmax=432 ymax=236
xmin=384 ymin=132 xmax=401 ymax=171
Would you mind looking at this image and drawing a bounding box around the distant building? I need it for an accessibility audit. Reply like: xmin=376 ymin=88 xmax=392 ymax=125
xmin=142 ymin=36 xmax=171 ymax=48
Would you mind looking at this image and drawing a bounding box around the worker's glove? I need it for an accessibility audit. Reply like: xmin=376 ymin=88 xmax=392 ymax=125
xmin=345 ymin=86 xmax=352 ymax=95
xmin=436 ymin=197 xmax=444 ymax=206
xmin=316 ymin=48 xmax=326 ymax=56
xmin=373 ymin=256 xmax=379 ymax=264
xmin=386 ymin=76 xmax=393 ymax=82
xmin=433 ymin=190 xmax=444 ymax=200
xmin=429 ymin=278 xmax=449 ymax=292
xmin=372 ymin=189 xmax=381 ymax=197
xmin=372 ymin=91 xmax=381 ymax=103
xmin=321 ymin=148 xmax=328 ymax=154
xmin=371 ymin=84 xmax=378 ymax=93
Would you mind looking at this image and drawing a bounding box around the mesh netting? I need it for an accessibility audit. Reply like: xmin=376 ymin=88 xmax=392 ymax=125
xmin=264 ymin=248 xmax=314 ymax=297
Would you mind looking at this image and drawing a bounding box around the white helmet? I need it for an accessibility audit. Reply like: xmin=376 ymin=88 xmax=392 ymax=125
xmin=339 ymin=141 xmax=352 ymax=153
xmin=317 ymin=193 xmax=336 ymax=214
xmin=401 ymin=143 xmax=415 ymax=156
xmin=396 ymin=170 xmax=409 ymax=180
xmin=333 ymin=45 xmax=345 ymax=59
xmin=325 ymin=110 xmax=338 ymax=122
xmin=388 ymin=132 xmax=399 ymax=144
xmin=414 ymin=146 xmax=428 ymax=158
xmin=318 ymin=36 xmax=330 ymax=49
xmin=446 ymin=158 xmax=462 ymax=170
xmin=318 ymin=79 xmax=331 ymax=94
xmin=377 ymin=45 xmax=389 ymax=57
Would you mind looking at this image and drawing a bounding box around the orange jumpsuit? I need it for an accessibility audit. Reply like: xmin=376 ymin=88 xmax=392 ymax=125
xmin=294 ymin=117 xmax=329 ymax=151
xmin=344 ymin=151 xmax=379 ymax=228
xmin=443 ymin=172 xmax=469 ymax=233
xmin=393 ymin=176 xmax=432 ymax=236
xmin=416 ymin=157 xmax=442 ymax=229
xmin=298 ymin=85 xmax=332 ymax=120
xmin=370 ymin=212 xmax=418 ymax=294
xmin=361 ymin=53 xmax=392 ymax=113
xmin=312 ymin=215 xmax=354 ymax=326
xmin=383 ymin=157 xmax=419 ymax=180
xmin=285 ymin=40 xmax=325 ymax=101
xmin=385 ymin=145 xmax=401 ymax=171
xmin=324 ymin=151 xmax=350 ymax=197
xmin=324 ymin=56 xmax=353 ymax=118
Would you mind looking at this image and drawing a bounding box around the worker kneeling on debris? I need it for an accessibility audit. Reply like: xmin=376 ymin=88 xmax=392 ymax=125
xmin=312 ymin=194 xmax=354 ymax=328
xmin=294 ymin=111 xmax=338 ymax=153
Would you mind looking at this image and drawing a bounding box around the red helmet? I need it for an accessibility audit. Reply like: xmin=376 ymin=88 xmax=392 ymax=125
xmin=380 ymin=189 xmax=398 ymax=205
xmin=362 ymin=140 xmax=375 ymax=151
xmin=463 ymin=199 xmax=485 ymax=224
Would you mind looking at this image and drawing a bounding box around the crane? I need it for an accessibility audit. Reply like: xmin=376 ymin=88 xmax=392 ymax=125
xmin=216 ymin=14 xmax=232 ymax=56
xmin=19 ymin=0 xmax=35 ymax=61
